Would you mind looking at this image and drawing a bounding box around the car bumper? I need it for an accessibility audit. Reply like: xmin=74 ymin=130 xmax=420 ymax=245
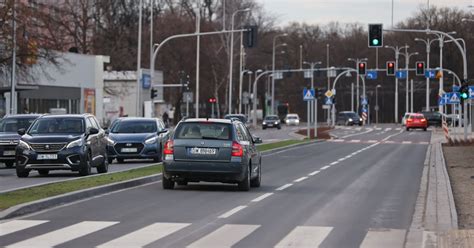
xmin=163 ymin=159 xmax=246 ymax=183
xmin=16 ymin=146 xmax=86 ymax=171
xmin=406 ymin=124 xmax=428 ymax=129
xmin=107 ymin=143 xmax=161 ymax=160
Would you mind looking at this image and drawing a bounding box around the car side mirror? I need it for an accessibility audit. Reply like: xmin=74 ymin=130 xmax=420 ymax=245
xmin=253 ymin=136 xmax=262 ymax=144
xmin=158 ymin=129 xmax=168 ymax=135
xmin=89 ymin=127 xmax=99 ymax=135
xmin=17 ymin=128 xmax=26 ymax=136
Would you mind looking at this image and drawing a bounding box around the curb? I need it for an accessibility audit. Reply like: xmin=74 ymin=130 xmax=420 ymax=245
xmin=0 ymin=140 xmax=323 ymax=220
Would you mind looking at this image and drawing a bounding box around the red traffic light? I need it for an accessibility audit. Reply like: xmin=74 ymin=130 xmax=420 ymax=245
xmin=388 ymin=63 xmax=394 ymax=68
xmin=359 ymin=63 xmax=365 ymax=68
xmin=417 ymin=63 xmax=423 ymax=68
xmin=208 ymin=97 xmax=217 ymax=103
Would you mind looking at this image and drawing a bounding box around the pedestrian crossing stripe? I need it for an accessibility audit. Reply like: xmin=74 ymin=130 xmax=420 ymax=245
xmin=1 ymin=220 xmax=421 ymax=248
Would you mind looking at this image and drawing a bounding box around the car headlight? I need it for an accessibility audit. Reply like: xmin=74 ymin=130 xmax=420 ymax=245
xmin=145 ymin=137 xmax=158 ymax=145
xmin=262 ymin=121 xmax=267 ymax=125
xmin=18 ymin=140 xmax=32 ymax=150
xmin=274 ymin=121 xmax=278 ymax=125
xmin=106 ymin=137 xmax=115 ymax=146
xmin=360 ymin=118 xmax=363 ymax=122
xmin=66 ymin=139 xmax=83 ymax=149
xmin=348 ymin=118 xmax=353 ymax=122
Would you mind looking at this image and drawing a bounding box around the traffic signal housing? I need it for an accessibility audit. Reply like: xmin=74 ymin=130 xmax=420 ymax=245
xmin=416 ymin=61 xmax=425 ymax=76
xmin=386 ymin=61 xmax=395 ymax=76
xmin=150 ymin=88 xmax=157 ymax=99
xmin=208 ymin=97 xmax=217 ymax=103
xmin=368 ymin=24 xmax=383 ymax=47
xmin=358 ymin=62 xmax=367 ymax=75
xmin=244 ymin=25 xmax=258 ymax=48
xmin=459 ymin=83 xmax=469 ymax=100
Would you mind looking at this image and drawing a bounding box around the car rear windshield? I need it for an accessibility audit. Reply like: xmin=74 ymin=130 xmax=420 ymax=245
xmin=410 ymin=115 xmax=424 ymax=119
xmin=287 ymin=116 xmax=298 ymax=120
xmin=0 ymin=117 xmax=36 ymax=133
xmin=111 ymin=121 xmax=157 ymax=133
xmin=265 ymin=116 xmax=279 ymax=120
xmin=28 ymin=118 xmax=85 ymax=134
xmin=174 ymin=122 xmax=232 ymax=140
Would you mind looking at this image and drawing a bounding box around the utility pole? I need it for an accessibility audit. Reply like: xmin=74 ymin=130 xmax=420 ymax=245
xmin=135 ymin=0 xmax=143 ymax=117
xmin=10 ymin=0 xmax=17 ymax=115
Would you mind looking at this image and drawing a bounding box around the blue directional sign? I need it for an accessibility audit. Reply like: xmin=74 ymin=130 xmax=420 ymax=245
xmin=396 ymin=71 xmax=407 ymax=79
xmin=361 ymin=97 xmax=368 ymax=106
xmin=440 ymin=92 xmax=461 ymax=105
xmin=366 ymin=71 xmax=378 ymax=80
xmin=439 ymin=94 xmax=449 ymax=105
xmin=425 ymin=70 xmax=436 ymax=79
xmin=453 ymin=85 xmax=460 ymax=92
xmin=142 ymin=74 xmax=151 ymax=89
xmin=469 ymin=86 xmax=474 ymax=99
xmin=362 ymin=107 xmax=368 ymax=113
xmin=303 ymin=88 xmax=315 ymax=101
xmin=324 ymin=97 xmax=333 ymax=105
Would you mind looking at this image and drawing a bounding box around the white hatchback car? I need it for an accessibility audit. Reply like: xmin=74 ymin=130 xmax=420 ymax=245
xmin=401 ymin=112 xmax=414 ymax=126
xmin=284 ymin=114 xmax=300 ymax=126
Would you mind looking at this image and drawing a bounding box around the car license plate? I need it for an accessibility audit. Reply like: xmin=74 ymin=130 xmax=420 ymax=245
xmin=3 ymin=150 xmax=15 ymax=156
xmin=189 ymin=147 xmax=217 ymax=155
xmin=121 ymin=148 xmax=138 ymax=153
xmin=37 ymin=154 xmax=58 ymax=160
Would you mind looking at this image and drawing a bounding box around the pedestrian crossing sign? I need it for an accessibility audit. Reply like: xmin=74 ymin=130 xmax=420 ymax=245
xmin=303 ymin=88 xmax=315 ymax=101
xmin=325 ymin=97 xmax=333 ymax=105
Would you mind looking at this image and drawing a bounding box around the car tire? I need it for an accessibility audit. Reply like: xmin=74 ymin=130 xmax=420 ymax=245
xmin=96 ymin=156 xmax=109 ymax=174
xmin=277 ymin=125 xmax=281 ymax=130
xmin=162 ymin=176 xmax=175 ymax=189
xmin=38 ymin=169 xmax=49 ymax=176
xmin=107 ymin=157 xmax=114 ymax=164
xmin=238 ymin=166 xmax=251 ymax=191
xmin=16 ymin=166 xmax=30 ymax=178
xmin=406 ymin=127 xmax=410 ymax=131
xmin=79 ymin=152 xmax=92 ymax=176
xmin=250 ymin=162 xmax=261 ymax=188
xmin=424 ymin=128 xmax=427 ymax=131
xmin=5 ymin=161 xmax=14 ymax=168
xmin=117 ymin=158 xmax=125 ymax=164
xmin=262 ymin=126 xmax=266 ymax=130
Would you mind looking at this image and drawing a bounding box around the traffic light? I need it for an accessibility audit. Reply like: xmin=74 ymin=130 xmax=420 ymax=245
xmin=208 ymin=97 xmax=217 ymax=103
xmin=368 ymin=24 xmax=383 ymax=48
xmin=150 ymin=88 xmax=157 ymax=99
xmin=459 ymin=83 xmax=469 ymax=100
xmin=244 ymin=25 xmax=258 ymax=48
xmin=358 ymin=62 xmax=367 ymax=75
xmin=386 ymin=61 xmax=395 ymax=76
xmin=416 ymin=61 xmax=425 ymax=76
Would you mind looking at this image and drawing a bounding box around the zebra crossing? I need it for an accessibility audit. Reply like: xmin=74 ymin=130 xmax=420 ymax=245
xmin=0 ymin=219 xmax=418 ymax=247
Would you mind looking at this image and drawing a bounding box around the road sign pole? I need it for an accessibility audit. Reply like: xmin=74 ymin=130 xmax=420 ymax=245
xmin=314 ymin=99 xmax=317 ymax=139
xmin=307 ymin=101 xmax=310 ymax=139
xmin=464 ymin=100 xmax=468 ymax=140
xmin=411 ymin=79 xmax=414 ymax=113
xmin=186 ymin=98 xmax=189 ymax=117
xmin=351 ymin=83 xmax=354 ymax=112
xmin=211 ymin=103 xmax=214 ymax=118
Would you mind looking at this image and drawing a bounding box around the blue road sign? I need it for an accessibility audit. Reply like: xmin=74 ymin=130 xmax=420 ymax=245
xmin=439 ymin=94 xmax=448 ymax=105
xmin=425 ymin=70 xmax=436 ymax=79
xmin=469 ymin=86 xmax=474 ymax=99
xmin=453 ymin=85 xmax=460 ymax=92
xmin=362 ymin=107 xmax=368 ymax=113
xmin=366 ymin=71 xmax=378 ymax=80
xmin=142 ymin=74 xmax=151 ymax=89
xmin=303 ymin=88 xmax=315 ymax=101
xmin=440 ymin=92 xmax=461 ymax=105
xmin=396 ymin=71 xmax=407 ymax=79
xmin=361 ymin=97 xmax=368 ymax=105
xmin=324 ymin=97 xmax=333 ymax=105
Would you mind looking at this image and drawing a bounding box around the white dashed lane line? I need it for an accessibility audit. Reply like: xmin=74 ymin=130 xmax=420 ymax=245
xmin=251 ymin=193 xmax=274 ymax=202
xmin=320 ymin=165 xmax=331 ymax=170
xmin=308 ymin=170 xmax=320 ymax=176
xmin=218 ymin=206 xmax=247 ymax=218
xmin=276 ymin=183 xmax=293 ymax=191
xmin=294 ymin=177 xmax=308 ymax=183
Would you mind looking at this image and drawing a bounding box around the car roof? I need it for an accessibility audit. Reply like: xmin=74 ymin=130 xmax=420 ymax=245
xmin=181 ymin=118 xmax=233 ymax=124
xmin=340 ymin=111 xmax=357 ymax=114
xmin=3 ymin=114 xmax=42 ymax=119
xmin=409 ymin=113 xmax=424 ymax=116
xmin=224 ymin=114 xmax=245 ymax=117
xmin=116 ymin=117 xmax=158 ymax=122
xmin=39 ymin=114 xmax=92 ymax=119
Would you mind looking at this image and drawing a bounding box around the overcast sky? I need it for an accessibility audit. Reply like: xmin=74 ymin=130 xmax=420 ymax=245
xmin=255 ymin=0 xmax=472 ymax=27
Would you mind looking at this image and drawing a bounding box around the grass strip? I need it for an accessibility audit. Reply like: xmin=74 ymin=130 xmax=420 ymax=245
xmin=257 ymin=139 xmax=309 ymax=152
xmin=0 ymin=165 xmax=162 ymax=211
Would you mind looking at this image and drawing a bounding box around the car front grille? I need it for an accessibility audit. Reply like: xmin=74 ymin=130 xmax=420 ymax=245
xmin=0 ymin=140 xmax=18 ymax=146
xmin=114 ymin=143 xmax=144 ymax=155
xmin=30 ymin=143 xmax=66 ymax=153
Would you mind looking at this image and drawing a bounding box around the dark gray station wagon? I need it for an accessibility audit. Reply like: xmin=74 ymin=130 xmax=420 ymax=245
xmin=162 ymin=118 xmax=262 ymax=191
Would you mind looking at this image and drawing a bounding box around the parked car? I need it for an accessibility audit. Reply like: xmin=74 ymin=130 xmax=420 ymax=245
xmin=284 ymin=114 xmax=300 ymax=126
xmin=401 ymin=112 xmax=414 ymax=126
xmin=336 ymin=111 xmax=362 ymax=126
xmin=15 ymin=114 xmax=108 ymax=177
xmin=224 ymin=114 xmax=249 ymax=127
xmin=106 ymin=117 xmax=169 ymax=163
xmin=162 ymin=118 xmax=262 ymax=191
xmin=262 ymin=115 xmax=281 ymax=129
xmin=405 ymin=113 xmax=428 ymax=131
xmin=420 ymin=111 xmax=442 ymax=127
xmin=0 ymin=114 xmax=41 ymax=168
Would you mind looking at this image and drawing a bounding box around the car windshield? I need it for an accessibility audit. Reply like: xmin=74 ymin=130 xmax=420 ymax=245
xmin=111 ymin=121 xmax=157 ymax=133
xmin=0 ymin=117 xmax=37 ymax=133
xmin=287 ymin=116 xmax=298 ymax=120
xmin=265 ymin=116 xmax=279 ymax=120
xmin=28 ymin=118 xmax=84 ymax=134
xmin=175 ymin=122 xmax=231 ymax=140
xmin=346 ymin=113 xmax=359 ymax=118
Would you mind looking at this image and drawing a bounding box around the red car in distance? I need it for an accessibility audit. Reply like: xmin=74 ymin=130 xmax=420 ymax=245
xmin=405 ymin=113 xmax=428 ymax=131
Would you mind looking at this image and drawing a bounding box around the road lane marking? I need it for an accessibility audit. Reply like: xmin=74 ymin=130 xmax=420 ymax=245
xmin=320 ymin=165 xmax=331 ymax=170
xmin=187 ymin=224 xmax=259 ymax=248
xmin=218 ymin=206 xmax=247 ymax=219
xmin=0 ymin=220 xmax=49 ymax=237
xmin=419 ymin=142 xmax=429 ymax=145
xmin=385 ymin=128 xmax=392 ymax=131
xmin=294 ymin=176 xmax=308 ymax=183
xmin=350 ymin=139 xmax=361 ymax=143
xmin=332 ymin=139 xmax=344 ymax=142
xmin=344 ymin=155 xmax=352 ymax=159
xmin=359 ymin=229 xmax=406 ymax=248
xmin=368 ymin=140 xmax=378 ymax=143
xmin=337 ymin=158 xmax=345 ymax=162
xmin=402 ymin=141 xmax=412 ymax=144
xmin=308 ymin=170 xmax=320 ymax=176
xmin=6 ymin=221 xmax=118 ymax=248
xmin=276 ymin=183 xmax=293 ymax=191
xmin=251 ymin=193 xmax=274 ymax=202
xmin=275 ymin=226 xmax=333 ymax=248
xmin=97 ymin=222 xmax=190 ymax=248
xmin=396 ymin=128 xmax=402 ymax=131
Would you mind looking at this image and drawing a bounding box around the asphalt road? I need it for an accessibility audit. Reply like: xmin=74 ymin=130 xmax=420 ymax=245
xmin=0 ymin=127 xmax=431 ymax=247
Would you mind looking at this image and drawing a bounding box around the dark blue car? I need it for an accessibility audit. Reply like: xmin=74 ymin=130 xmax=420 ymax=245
xmin=106 ymin=118 xmax=170 ymax=163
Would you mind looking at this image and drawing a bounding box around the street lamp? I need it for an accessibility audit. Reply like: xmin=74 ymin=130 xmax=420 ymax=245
xmin=347 ymin=58 xmax=367 ymax=113
xmin=415 ymin=37 xmax=439 ymax=111
xmin=398 ymin=47 xmax=418 ymax=114
xmin=271 ymin=33 xmax=288 ymax=115
xmin=228 ymin=8 xmax=251 ymax=115
xmin=376 ymin=85 xmax=382 ymax=124
xmin=384 ymin=45 xmax=409 ymax=123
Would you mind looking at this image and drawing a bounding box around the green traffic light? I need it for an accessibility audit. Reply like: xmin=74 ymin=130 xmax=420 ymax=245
xmin=461 ymin=92 xmax=468 ymax=99
xmin=372 ymin=39 xmax=379 ymax=46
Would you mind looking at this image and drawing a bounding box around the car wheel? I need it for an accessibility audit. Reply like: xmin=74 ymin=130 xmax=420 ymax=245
xmin=153 ymin=155 xmax=161 ymax=163
xmin=38 ymin=169 xmax=49 ymax=176
xmin=79 ymin=152 xmax=92 ymax=176
xmin=117 ymin=158 xmax=125 ymax=164
xmin=406 ymin=127 xmax=410 ymax=131
xmin=16 ymin=165 xmax=30 ymax=178
xmin=424 ymin=128 xmax=427 ymax=131
xmin=96 ymin=156 xmax=109 ymax=174
xmin=162 ymin=176 xmax=175 ymax=189
xmin=250 ymin=162 xmax=261 ymax=188
xmin=177 ymin=181 xmax=188 ymax=186
xmin=262 ymin=126 xmax=266 ymax=130
xmin=5 ymin=161 xmax=14 ymax=168
xmin=238 ymin=166 xmax=251 ymax=191
xmin=107 ymin=157 xmax=114 ymax=164
xmin=277 ymin=125 xmax=281 ymax=130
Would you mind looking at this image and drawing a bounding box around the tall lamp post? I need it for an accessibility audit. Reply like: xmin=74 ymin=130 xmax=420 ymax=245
xmin=385 ymin=45 xmax=409 ymax=123
xmin=347 ymin=58 xmax=367 ymax=113
xmin=228 ymin=8 xmax=250 ymax=115
xmin=415 ymin=38 xmax=439 ymax=111
xmin=271 ymin=33 xmax=288 ymax=115
xmin=376 ymin=85 xmax=382 ymax=124
xmin=399 ymin=46 xmax=418 ymax=114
